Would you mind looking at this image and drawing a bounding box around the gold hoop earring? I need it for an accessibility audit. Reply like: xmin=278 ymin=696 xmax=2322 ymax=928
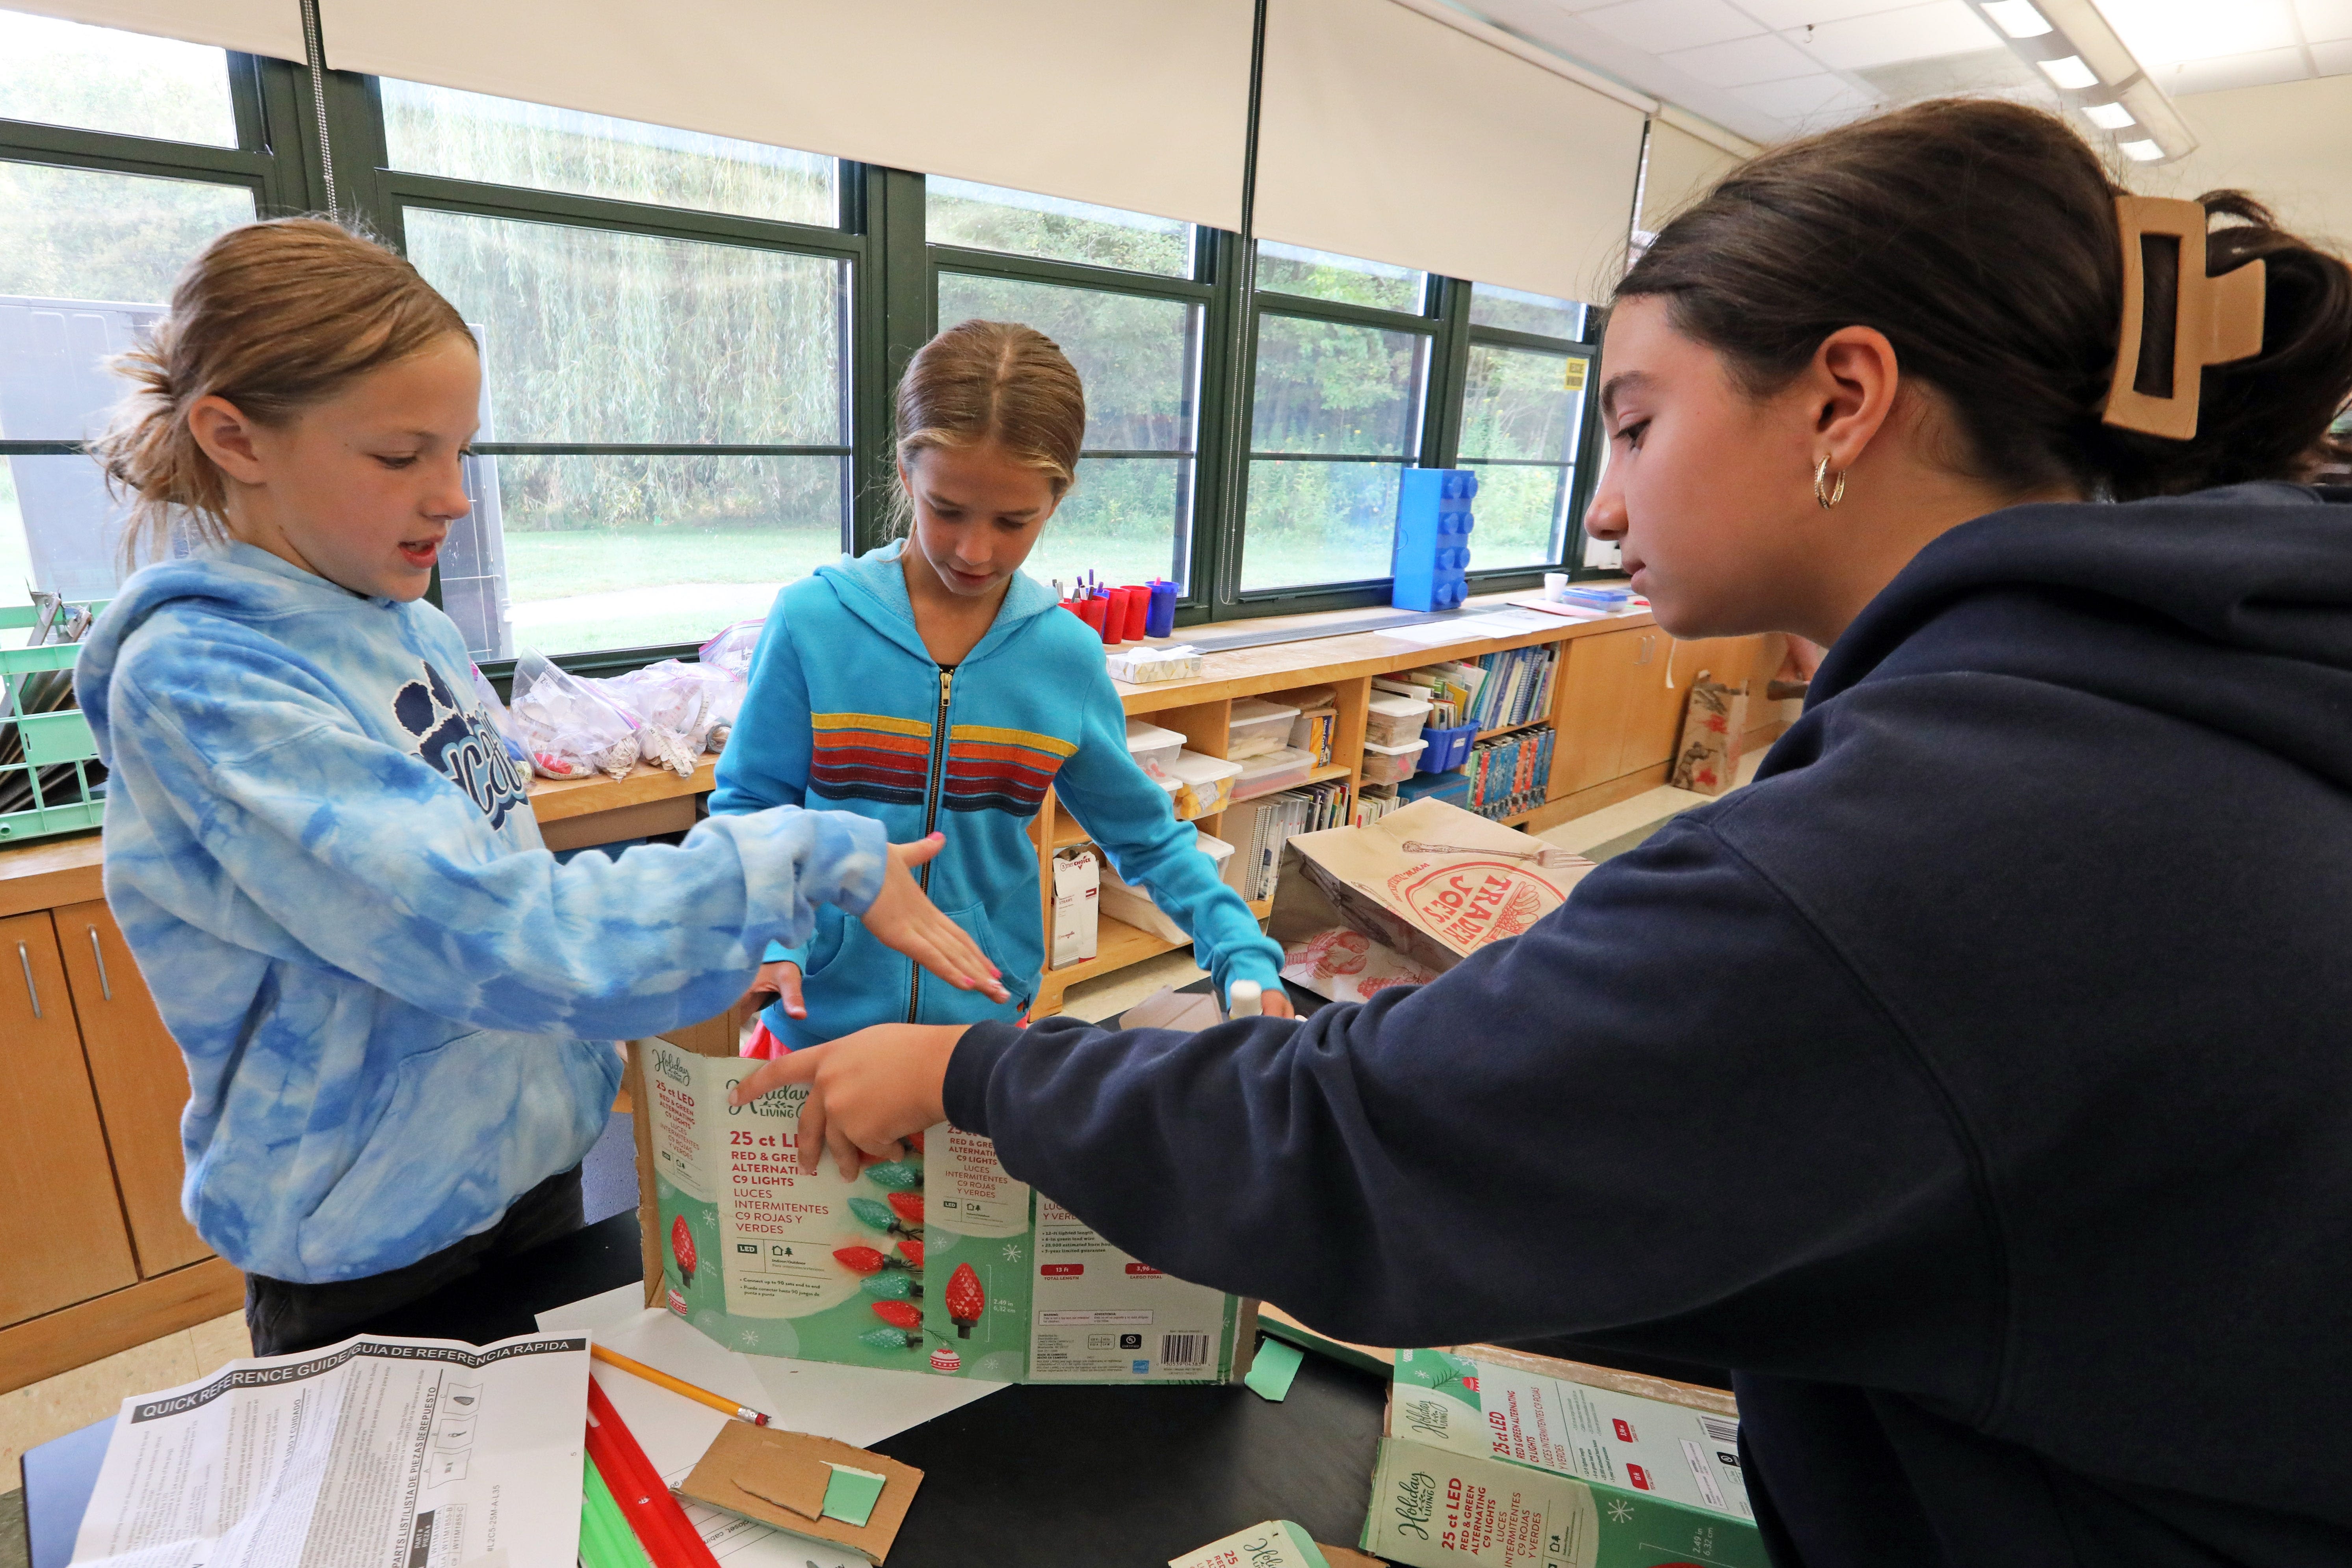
xmin=1813 ymin=455 xmax=1847 ymax=510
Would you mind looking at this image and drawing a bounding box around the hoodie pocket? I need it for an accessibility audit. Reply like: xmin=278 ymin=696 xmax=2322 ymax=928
xmin=917 ymin=902 xmax=1027 ymax=1025
xmin=799 ymin=902 xmax=1023 ymax=1030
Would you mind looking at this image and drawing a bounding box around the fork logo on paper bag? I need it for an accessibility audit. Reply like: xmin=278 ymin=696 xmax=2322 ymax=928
xmin=1390 ymin=860 xmax=1563 ymax=948
xmin=392 ymin=661 xmax=529 ymax=830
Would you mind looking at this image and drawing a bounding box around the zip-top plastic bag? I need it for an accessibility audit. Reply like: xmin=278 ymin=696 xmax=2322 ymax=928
xmin=468 ymin=664 xmax=531 ymax=767
xmin=508 ymin=648 xmax=640 ymax=780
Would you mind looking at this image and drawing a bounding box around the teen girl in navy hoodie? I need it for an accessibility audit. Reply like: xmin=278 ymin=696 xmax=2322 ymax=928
xmin=736 ymin=102 xmax=2352 ymax=1566
xmin=710 ymin=320 xmax=1287 ymax=1050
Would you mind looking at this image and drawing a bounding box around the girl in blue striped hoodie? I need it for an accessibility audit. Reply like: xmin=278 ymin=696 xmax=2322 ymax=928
xmin=74 ymin=219 xmax=1000 ymax=1353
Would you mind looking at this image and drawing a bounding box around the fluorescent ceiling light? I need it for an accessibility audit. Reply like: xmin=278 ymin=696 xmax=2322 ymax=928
xmin=2081 ymin=100 xmax=2136 ymax=128
xmin=2038 ymin=54 xmax=2101 ymax=88
xmin=2119 ymin=138 xmax=2164 ymax=161
xmin=2090 ymin=2 xmax=2301 ymax=68
xmin=1981 ymin=0 xmax=2055 ymax=38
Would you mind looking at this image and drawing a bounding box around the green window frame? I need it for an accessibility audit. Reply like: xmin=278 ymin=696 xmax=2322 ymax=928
xmin=1447 ymin=287 xmax=1607 ymax=584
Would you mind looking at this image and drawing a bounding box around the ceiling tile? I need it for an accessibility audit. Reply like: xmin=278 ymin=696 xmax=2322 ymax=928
xmin=2297 ymin=0 xmax=2352 ymax=43
xmin=2311 ymin=34 xmax=2352 ymax=70
xmin=1661 ymin=29 xmax=1823 ymax=82
xmin=2091 ymin=1 xmax=2302 ymax=65
xmin=2148 ymin=45 xmax=2313 ymax=91
xmin=1729 ymin=72 xmax=1885 ymax=120
xmin=1790 ymin=1 xmax=1999 ymax=68
xmin=1730 ymin=0 xmax=1917 ymax=26
xmin=1580 ymin=0 xmax=1766 ymax=51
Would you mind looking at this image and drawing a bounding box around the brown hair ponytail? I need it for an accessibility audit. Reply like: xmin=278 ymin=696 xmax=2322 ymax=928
xmin=890 ymin=320 xmax=1087 ymax=533
xmin=1618 ymin=98 xmax=2352 ymax=502
xmin=89 ymin=216 xmax=471 ymax=567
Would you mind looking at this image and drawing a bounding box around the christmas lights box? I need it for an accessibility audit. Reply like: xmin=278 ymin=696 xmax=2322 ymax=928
xmin=1360 ymin=1347 xmax=1767 ymax=1568
xmin=1269 ymin=798 xmax=1594 ymax=980
xmin=632 ymin=1036 xmax=1254 ymax=1384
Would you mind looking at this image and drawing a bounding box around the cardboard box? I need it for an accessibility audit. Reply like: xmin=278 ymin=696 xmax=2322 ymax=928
xmin=1171 ymin=1520 xmax=1380 ymax=1568
xmin=1362 ymin=1347 xmax=1766 ymax=1568
xmin=632 ymin=1037 xmax=1255 ymax=1385
xmin=1271 ymin=798 xmax=1596 ymax=977
xmin=1051 ymin=846 xmax=1099 ymax=967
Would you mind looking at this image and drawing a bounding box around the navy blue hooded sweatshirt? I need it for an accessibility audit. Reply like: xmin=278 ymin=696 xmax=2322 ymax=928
xmin=946 ymin=483 xmax=2352 ymax=1567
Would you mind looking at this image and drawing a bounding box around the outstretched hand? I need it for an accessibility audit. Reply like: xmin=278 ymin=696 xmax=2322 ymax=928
xmin=863 ymin=834 xmax=1009 ymax=1004
xmin=728 ymin=1024 xmax=963 ymax=1179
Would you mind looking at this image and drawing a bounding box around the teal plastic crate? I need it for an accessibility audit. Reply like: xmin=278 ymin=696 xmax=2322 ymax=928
xmin=1 ymin=603 xmax=105 ymax=845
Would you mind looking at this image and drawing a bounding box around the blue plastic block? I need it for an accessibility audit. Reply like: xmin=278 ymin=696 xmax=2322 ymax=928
xmin=1392 ymin=468 xmax=1478 ymax=613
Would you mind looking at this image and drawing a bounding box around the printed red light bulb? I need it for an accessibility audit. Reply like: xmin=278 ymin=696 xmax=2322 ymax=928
xmin=896 ymin=1239 xmax=923 ymax=1270
xmin=834 ymin=1246 xmax=887 ymax=1276
xmin=887 ymin=1191 xmax=923 ymax=1226
xmin=670 ymin=1215 xmax=697 ymax=1287
xmin=945 ymin=1262 xmax=985 ymax=1338
xmin=869 ymin=1299 xmax=922 ymax=1332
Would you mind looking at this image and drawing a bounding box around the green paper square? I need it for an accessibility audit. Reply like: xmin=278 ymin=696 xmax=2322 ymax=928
xmin=1244 ymin=1336 xmax=1305 ymax=1403
xmin=820 ymin=1463 xmax=887 ymax=1527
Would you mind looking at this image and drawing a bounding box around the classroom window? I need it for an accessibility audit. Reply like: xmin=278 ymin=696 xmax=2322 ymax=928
xmin=1255 ymin=241 xmax=1427 ymax=313
xmin=1456 ymin=342 xmax=1591 ymax=570
xmin=0 ymin=8 xmax=236 ymax=147
xmin=1468 ymin=282 xmax=1586 ymax=341
xmin=379 ymin=80 xmax=838 ymax=227
xmin=400 ymin=208 xmax=851 ymax=660
xmin=1239 ymin=310 xmax=1431 ymax=592
xmin=927 ymin=176 xmax=1194 ymax=279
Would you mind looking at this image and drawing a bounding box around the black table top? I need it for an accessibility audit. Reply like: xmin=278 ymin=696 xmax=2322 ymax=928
xmin=20 ymin=1210 xmax=1387 ymax=1566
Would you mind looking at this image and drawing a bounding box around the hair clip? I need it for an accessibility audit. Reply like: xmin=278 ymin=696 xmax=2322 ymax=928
xmin=2103 ymin=195 xmax=2266 ymax=440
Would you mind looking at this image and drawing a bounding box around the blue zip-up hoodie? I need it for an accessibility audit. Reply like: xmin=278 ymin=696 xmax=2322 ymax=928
xmin=711 ymin=541 xmax=1281 ymax=1045
xmin=76 ymin=544 xmax=888 ymax=1284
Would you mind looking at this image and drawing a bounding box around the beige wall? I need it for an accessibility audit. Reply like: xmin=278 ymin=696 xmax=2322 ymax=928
xmin=1641 ymin=119 xmax=1745 ymax=235
xmin=2140 ymin=76 xmax=2352 ymax=252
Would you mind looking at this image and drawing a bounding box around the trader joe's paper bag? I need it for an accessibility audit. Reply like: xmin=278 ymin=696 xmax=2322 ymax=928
xmin=1669 ymin=671 xmax=1748 ymax=797
xmin=1269 ymin=798 xmax=1595 ymax=976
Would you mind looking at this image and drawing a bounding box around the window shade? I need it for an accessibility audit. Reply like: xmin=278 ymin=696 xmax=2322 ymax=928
xmin=1640 ymin=119 xmax=1744 ymax=236
xmin=317 ymin=0 xmax=1257 ymax=233
xmin=6 ymin=0 xmax=305 ymax=60
xmin=1254 ymin=0 xmax=1648 ymax=303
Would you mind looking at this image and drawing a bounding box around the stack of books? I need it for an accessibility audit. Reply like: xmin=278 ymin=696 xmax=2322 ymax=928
xmin=1379 ymin=643 xmax=1559 ymax=734
xmin=1465 ymin=724 xmax=1555 ymax=821
xmin=1227 ymin=778 xmax=1352 ymax=901
xmin=1352 ymin=786 xmax=1406 ymax=829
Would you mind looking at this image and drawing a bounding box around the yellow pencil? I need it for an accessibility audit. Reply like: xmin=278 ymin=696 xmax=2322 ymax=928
xmin=590 ymin=1343 xmax=772 ymax=1427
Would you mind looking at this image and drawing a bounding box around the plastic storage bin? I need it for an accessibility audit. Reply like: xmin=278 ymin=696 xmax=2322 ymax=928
xmin=1399 ymin=769 xmax=1471 ymax=807
xmin=1231 ymin=745 xmax=1315 ymax=803
xmin=1160 ymin=751 xmax=1242 ymax=820
xmin=1360 ymin=737 xmax=1427 ymax=786
xmin=1364 ymin=694 xmax=1433 ymax=749
xmin=1098 ymin=830 xmax=1238 ymax=944
xmin=0 ymin=606 xmax=104 ymax=846
xmin=1418 ymin=720 xmax=1478 ymax=774
xmin=1124 ymin=717 xmax=1185 ymax=775
xmin=1227 ymin=699 xmax=1301 ymax=760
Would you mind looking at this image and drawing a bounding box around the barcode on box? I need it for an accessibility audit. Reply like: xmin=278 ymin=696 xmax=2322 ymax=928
xmin=1160 ymin=1333 xmax=1210 ymax=1367
xmin=1701 ymin=1416 xmax=1740 ymax=1446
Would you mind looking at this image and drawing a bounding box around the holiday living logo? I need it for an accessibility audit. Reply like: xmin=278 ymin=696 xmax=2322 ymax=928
xmin=1391 ymin=1470 xmax=1438 ymax=1540
xmin=1403 ymin=1395 xmax=1452 ymax=1438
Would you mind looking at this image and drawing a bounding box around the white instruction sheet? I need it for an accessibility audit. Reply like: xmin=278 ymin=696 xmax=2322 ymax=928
xmin=71 ymin=1332 xmax=588 ymax=1568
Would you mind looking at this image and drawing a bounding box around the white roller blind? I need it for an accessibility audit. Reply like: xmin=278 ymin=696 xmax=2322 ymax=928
xmin=1254 ymin=0 xmax=1648 ymax=303
xmin=317 ymin=0 xmax=1257 ymax=233
xmin=1640 ymin=120 xmax=1743 ymax=236
xmin=5 ymin=0 xmax=305 ymax=60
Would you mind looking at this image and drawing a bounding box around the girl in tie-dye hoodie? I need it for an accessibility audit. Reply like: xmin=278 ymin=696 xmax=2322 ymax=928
xmin=72 ymin=218 xmax=1001 ymax=1353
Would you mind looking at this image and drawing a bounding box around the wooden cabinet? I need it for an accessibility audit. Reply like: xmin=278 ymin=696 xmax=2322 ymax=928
xmin=0 ymin=911 xmax=140 ymax=1327
xmin=1555 ymin=626 xmax=1677 ymax=791
xmin=57 ymin=899 xmax=211 ymax=1274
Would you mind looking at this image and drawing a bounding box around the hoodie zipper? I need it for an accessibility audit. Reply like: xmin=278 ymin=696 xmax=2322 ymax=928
xmin=907 ymin=664 xmax=954 ymax=1022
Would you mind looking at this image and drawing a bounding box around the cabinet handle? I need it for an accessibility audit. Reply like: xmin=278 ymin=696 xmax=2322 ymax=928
xmin=88 ymin=926 xmax=112 ymax=1001
xmin=16 ymin=941 xmax=39 ymax=1020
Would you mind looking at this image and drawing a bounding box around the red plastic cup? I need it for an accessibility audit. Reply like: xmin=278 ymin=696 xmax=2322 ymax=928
xmin=1072 ymin=596 xmax=1108 ymax=638
xmin=1118 ymin=585 xmax=1150 ymax=641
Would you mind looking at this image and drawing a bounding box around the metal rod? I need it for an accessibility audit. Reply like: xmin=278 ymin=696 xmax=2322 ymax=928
xmin=88 ymin=926 xmax=111 ymax=1001
xmin=17 ymin=942 xmax=39 ymax=1019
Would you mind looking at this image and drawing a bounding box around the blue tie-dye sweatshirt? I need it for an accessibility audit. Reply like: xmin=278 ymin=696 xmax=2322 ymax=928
xmin=74 ymin=544 xmax=888 ymax=1284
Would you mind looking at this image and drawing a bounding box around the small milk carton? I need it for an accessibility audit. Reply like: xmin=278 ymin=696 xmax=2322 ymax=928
xmin=635 ymin=1037 xmax=1251 ymax=1384
xmin=1361 ymin=1348 xmax=1767 ymax=1568
xmin=1051 ymin=847 xmax=1100 ymax=967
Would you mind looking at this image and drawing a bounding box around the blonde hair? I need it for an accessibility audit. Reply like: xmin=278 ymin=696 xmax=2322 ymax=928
xmin=891 ymin=319 xmax=1087 ymax=534
xmin=89 ymin=216 xmax=472 ymax=568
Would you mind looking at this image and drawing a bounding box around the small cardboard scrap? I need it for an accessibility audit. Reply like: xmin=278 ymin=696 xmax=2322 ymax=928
xmin=1243 ymin=1336 xmax=1305 ymax=1403
xmin=1170 ymin=1520 xmax=1333 ymax=1568
xmin=1270 ymin=798 xmax=1597 ymax=978
xmin=682 ymin=1423 xmax=923 ymax=1562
